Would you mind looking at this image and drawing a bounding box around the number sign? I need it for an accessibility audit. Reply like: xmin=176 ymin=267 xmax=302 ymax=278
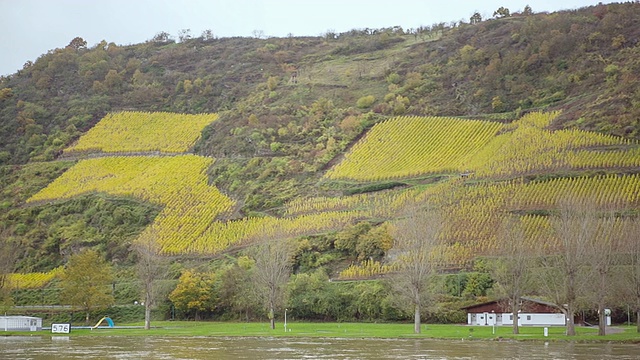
xmin=51 ymin=323 xmax=71 ymax=334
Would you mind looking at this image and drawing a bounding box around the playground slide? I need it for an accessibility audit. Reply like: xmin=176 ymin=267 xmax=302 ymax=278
xmin=91 ymin=316 xmax=114 ymax=329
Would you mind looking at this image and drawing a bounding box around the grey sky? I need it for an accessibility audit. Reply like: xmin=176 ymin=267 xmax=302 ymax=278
xmin=1 ymin=0 xmax=602 ymax=76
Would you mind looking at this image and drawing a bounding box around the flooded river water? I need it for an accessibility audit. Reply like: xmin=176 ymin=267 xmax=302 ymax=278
xmin=1 ymin=335 xmax=638 ymax=359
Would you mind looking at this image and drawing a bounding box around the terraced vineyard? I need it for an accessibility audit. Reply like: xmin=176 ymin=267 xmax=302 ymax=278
xmin=6 ymin=267 xmax=63 ymax=290
xmin=422 ymin=174 xmax=640 ymax=265
xmin=324 ymin=116 xmax=503 ymax=181
xmin=471 ymin=112 xmax=640 ymax=177
xmin=28 ymin=155 xmax=236 ymax=253
xmin=298 ymin=173 xmax=640 ymax=270
xmin=326 ymin=112 xmax=640 ymax=182
xmin=64 ymin=112 xmax=219 ymax=155
xmin=26 ymin=111 xmax=640 ymax=261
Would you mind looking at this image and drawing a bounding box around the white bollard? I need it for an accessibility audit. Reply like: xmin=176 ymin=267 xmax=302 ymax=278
xmin=544 ymin=327 xmax=548 ymax=337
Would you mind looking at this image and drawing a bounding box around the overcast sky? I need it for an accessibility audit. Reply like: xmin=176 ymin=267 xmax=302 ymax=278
xmin=1 ymin=0 xmax=603 ymax=76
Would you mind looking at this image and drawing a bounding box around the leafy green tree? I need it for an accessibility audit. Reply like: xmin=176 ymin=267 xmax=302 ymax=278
xmin=491 ymin=95 xmax=505 ymax=112
xmin=356 ymin=223 xmax=393 ymax=261
xmin=151 ymin=31 xmax=172 ymax=43
xmin=169 ymin=269 xmax=218 ymax=320
xmin=493 ymin=7 xmax=511 ymax=18
xmin=334 ymin=222 xmax=371 ymax=256
xmin=60 ymin=249 xmax=114 ymax=325
xmin=267 ymin=76 xmax=279 ymax=91
xmin=286 ymin=270 xmax=332 ymax=320
xmin=470 ymin=12 xmax=482 ymax=25
xmin=462 ymin=272 xmax=493 ymax=298
xmin=356 ymin=95 xmax=376 ymax=109
xmin=67 ymin=37 xmax=87 ymax=50
xmin=218 ymin=257 xmax=259 ymax=321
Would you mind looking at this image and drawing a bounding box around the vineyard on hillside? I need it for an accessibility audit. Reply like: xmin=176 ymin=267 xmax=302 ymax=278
xmin=6 ymin=267 xmax=63 ymax=290
xmin=27 ymin=155 xmax=236 ymax=254
xmin=300 ymin=173 xmax=640 ymax=274
xmin=324 ymin=116 xmax=503 ymax=181
xmin=471 ymin=112 xmax=640 ymax=178
xmin=25 ymin=111 xmax=640 ymax=260
xmin=63 ymin=112 xmax=219 ymax=155
xmin=326 ymin=112 xmax=640 ymax=182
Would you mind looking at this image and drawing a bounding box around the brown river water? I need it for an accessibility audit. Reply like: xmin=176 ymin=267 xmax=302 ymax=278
xmin=1 ymin=336 xmax=638 ymax=359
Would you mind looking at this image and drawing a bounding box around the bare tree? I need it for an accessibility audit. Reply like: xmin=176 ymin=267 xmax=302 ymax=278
xmin=585 ymin=210 xmax=623 ymax=336
xmin=387 ymin=204 xmax=444 ymax=334
xmin=539 ymin=198 xmax=595 ymax=336
xmin=252 ymin=29 xmax=265 ymax=39
xmin=250 ymin=234 xmax=294 ymax=329
xmin=490 ymin=215 xmax=536 ymax=334
xmin=201 ymin=29 xmax=215 ymax=41
xmin=178 ymin=29 xmax=192 ymax=42
xmin=621 ymin=217 xmax=640 ymax=332
xmin=133 ymin=231 xmax=170 ymax=330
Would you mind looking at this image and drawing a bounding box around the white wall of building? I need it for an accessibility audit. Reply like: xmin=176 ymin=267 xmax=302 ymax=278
xmin=1 ymin=316 xmax=42 ymax=331
xmin=469 ymin=312 xmax=565 ymax=326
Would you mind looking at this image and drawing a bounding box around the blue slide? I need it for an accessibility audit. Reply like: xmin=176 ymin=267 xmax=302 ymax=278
xmin=91 ymin=316 xmax=115 ymax=329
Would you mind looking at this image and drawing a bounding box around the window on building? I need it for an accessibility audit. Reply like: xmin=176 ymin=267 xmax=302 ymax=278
xmin=527 ymin=315 xmax=531 ymax=321
xmin=509 ymin=315 xmax=513 ymax=321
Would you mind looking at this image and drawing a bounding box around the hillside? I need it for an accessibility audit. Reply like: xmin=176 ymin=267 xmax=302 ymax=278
xmin=1 ymin=3 xmax=640 ymax=323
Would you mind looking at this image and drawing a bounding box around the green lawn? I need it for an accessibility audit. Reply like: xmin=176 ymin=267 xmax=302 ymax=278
xmin=7 ymin=322 xmax=640 ymax=342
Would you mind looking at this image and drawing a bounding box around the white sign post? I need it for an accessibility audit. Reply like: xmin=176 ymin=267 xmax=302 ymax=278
xmin=51 ymin=323 xmax=71 ymax=334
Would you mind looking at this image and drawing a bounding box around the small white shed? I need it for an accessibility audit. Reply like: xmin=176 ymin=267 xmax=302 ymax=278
xmin=1 ymin=316 xmax=43 ymax=331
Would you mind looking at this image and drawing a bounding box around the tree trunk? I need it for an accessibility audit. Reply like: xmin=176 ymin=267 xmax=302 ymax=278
xmin=636 ymin=309 xmax=640 ymax=333
xmin=269 ymin=307 xmax=275 ymax=330
xmin=414 ymin=303 xmax=421 ymax=334
xmin=85 ymin=311 xmax=90 ymax=326
xmin=597 ymin=270 xmax=607 ymax=336
xmin=598 ymin=303 xmax=606 ymax=336
xmin=144 ymin=290 xmax=152 ymax=330
xmin=566 ymin=274 xmax=576 ymax=336
xmin=145 ymin=304 xmax=151 ymax=330
xmin=511 ymin=300 xmax=519 ymax=335
xmin=565 ymin=304 xmax=576 ymax=336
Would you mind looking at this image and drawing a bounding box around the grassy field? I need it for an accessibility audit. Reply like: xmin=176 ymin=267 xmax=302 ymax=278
xmin=8 ymin=322 xmax=640 ymax=342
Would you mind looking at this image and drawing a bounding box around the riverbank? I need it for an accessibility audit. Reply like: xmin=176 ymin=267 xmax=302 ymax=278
xmin=3 ymin=322 xmax=640 ymax=343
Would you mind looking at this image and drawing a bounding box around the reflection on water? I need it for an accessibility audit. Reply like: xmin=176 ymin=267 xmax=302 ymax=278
xmin=0 ymin=336 xmax=637 ymax=359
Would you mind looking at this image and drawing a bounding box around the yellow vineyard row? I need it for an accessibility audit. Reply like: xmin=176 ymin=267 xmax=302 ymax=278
xmin=292 ymin=174 xmax=639 ymax=267
xmin=6 ymin=267 xmax=63 ymax=290
xmin=64 ymin=111 xmax=218 ymax=154
xmin=473 ymin=112 xmax=640 ymax=177
xmin=428 ymin=174 xmax=640 ymax=264
xmin=324 ymin=116 xmax=503 ymax=181
xmin=284 ymin=187 xmax=422 ymax=218
xmin=27 ymin=156 xmax=372 ymax=255
xmin=161 ymin=210 xmax=368 ymax=255
xmin=27 ymin=156 xmax=235 ymax=254
xmin=338 ymin=259 xmax=397 ymax=280
xmin=325 ymin=112 xmax=639 ymax=181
